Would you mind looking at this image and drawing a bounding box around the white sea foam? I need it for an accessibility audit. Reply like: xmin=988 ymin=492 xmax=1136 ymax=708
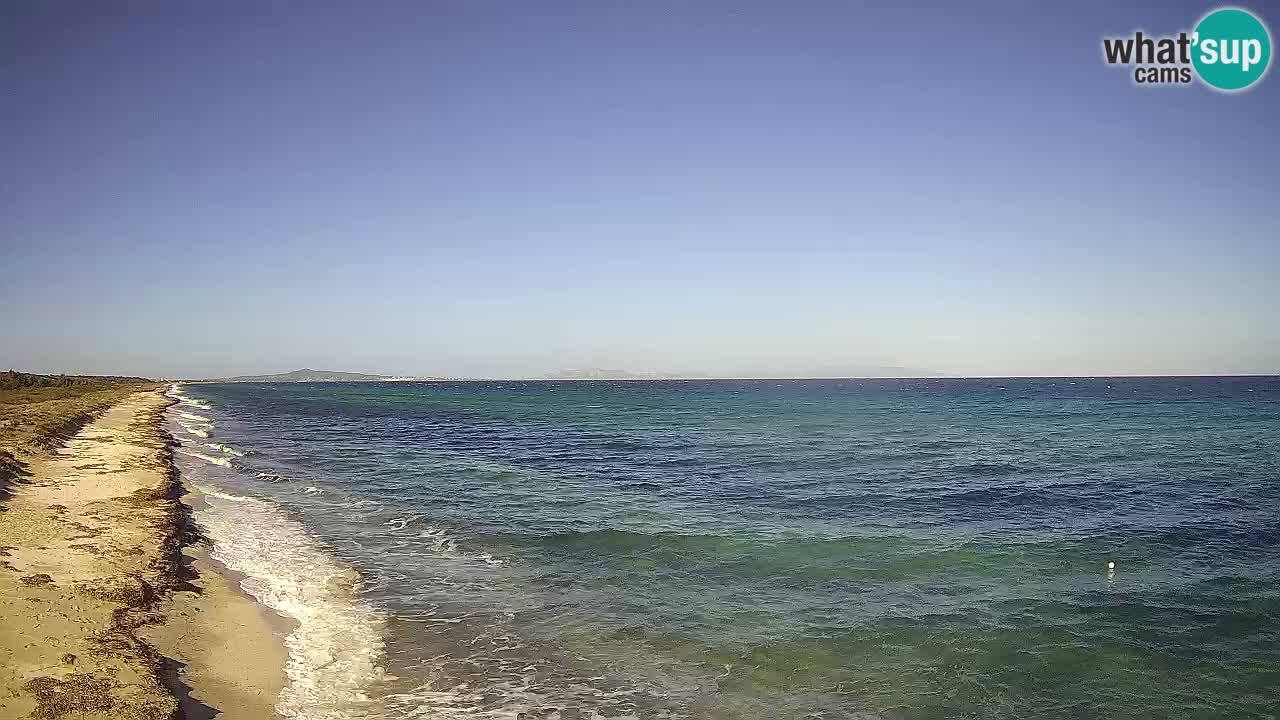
xmin=172 ymin=402 xmax=214 ymax=439
xmin=381 ymin=673 xmax=641 ymax=720
xmin=206 ymin=442 xmax=246 ymax=457
xmin=194 ymin=485 xmax=389 ymax=719
xmin=167 ymin=383 xmax=214 ymax=410
xmin=177 ymin=449 xmax=233 ymax=467
xmin=198 ymin=486 xmax=256 ymax=503
xmin=381 ymin=517 xmax=504 ymax=567
xmin=385 ymin=516 xmax=415 ymax=531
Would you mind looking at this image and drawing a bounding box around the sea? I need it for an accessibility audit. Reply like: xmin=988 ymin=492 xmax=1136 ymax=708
xmin=164 ymin=377 xmax=1280 ymax=720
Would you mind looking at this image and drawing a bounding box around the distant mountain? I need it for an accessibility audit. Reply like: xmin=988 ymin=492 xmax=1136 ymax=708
xmin=208 ymin=368 xmax=431 ymax=383
xmin=543 ymin=368 xmax=709 ymax=380
xmin=544 ymin=368 xmax=648 ymax=380
xmin=543 ymin=366 xmax=943 ymax=380
xmin=802 ymin=365 xmax=944 ymax=378
xmin=210 ymin=367 xmax=943 ymax=383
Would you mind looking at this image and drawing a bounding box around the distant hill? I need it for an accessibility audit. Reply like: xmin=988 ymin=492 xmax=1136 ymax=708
xmin=543 ymin=368 xmax=710 ymax=380
xmin=801 ymin=365 xmax=944 ymax=378
xmin=544 ymin=368 xmax=645 ymax=380
xmin=208 ymin=367 xmax=944 ymax=383
xmin=208 ymin=368 xmax=430 ymax=383
xmin=543 ymin=366 xmax=942 ymax=380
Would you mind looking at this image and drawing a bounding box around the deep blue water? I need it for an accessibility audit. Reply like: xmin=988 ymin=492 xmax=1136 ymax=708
xmin=167 ymin=377 xmax=1280 ymax=719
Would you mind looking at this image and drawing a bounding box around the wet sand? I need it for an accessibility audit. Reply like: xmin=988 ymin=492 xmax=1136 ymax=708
xmin=140 ymin=485 xmax=293 ymax=719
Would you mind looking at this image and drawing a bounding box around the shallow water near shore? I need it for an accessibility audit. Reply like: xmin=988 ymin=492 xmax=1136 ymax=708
xmin=166 ymin=378 xmax=1280 ymax=719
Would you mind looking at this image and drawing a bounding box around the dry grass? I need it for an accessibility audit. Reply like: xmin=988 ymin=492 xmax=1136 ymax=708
xmin=0 ymin=384 xmax=160 ymax=456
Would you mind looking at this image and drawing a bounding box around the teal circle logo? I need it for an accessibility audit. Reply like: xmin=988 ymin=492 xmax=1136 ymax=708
xmin=1192 ymin=8 xmax=1271 ymax=91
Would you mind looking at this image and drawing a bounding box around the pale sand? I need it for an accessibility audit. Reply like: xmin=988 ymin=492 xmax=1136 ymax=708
xmin=0 ymin=390 xmax=288 ymax=719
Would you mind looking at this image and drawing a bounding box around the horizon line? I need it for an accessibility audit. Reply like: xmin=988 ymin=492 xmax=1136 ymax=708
xmin=176 ymin=373 xmax=1279 ymax=382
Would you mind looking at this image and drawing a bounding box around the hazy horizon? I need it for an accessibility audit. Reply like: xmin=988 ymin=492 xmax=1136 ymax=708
xmin=3 ymin=1 xmax=1277 ymax=379
xmin=7 ymin=365 xmax=1279 ymax=382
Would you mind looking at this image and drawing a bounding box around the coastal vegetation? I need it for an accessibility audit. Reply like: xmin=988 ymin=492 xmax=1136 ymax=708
xmin=0 ymin=371 xmax=158 ymax=501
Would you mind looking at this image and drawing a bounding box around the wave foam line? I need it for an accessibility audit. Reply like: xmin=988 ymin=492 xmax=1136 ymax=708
xmin=169 ymin=403 xmax=214 ymax=440
xmin=197 ymin=485 xmax=256 ymax=502
xmin=179 ymin=422 xmax=211 ymax=438
xmin=206 ymin=442 xmax=246 ymax=457
xmin=195 ymin=485 xmax=389 ymax=719
xmin=166 ymin=384 xmax=213 ymax=411
xmin=177 ymin=448 xmax=233 ymax=467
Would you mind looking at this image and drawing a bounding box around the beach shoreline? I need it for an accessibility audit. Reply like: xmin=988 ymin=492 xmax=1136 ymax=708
xmin=0 ymin=388 xmax=289 ymax=719
xmin=141 ymin=481 xmax=293 ymax=720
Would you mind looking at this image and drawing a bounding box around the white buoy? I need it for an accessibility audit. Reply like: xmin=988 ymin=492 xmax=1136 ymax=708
xmin=1107 ymin=561 xmax=1115 ymax=570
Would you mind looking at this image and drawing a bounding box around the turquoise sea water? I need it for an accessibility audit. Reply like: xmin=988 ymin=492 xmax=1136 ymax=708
xmin=167 ymin=378 xmax=1279 ymax=719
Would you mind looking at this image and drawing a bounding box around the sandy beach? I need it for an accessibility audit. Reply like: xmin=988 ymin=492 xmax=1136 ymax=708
xmin=0 ymin=388 xmax=288 ymax=719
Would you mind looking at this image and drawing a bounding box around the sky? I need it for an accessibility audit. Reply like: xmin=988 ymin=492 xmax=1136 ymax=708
xmin=2 ymin=1 xmax=1277 ymax=379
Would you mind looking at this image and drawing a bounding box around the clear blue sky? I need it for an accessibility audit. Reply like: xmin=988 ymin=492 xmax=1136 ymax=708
xmin=2 ymin=1 xmax=1276 ymax=378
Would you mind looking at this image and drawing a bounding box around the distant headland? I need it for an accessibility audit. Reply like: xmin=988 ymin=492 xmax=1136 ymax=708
xmin=196 ymin=366 xmax=946 ymax=383
xmin=199 ymin=369 xmax=437 ymax=383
